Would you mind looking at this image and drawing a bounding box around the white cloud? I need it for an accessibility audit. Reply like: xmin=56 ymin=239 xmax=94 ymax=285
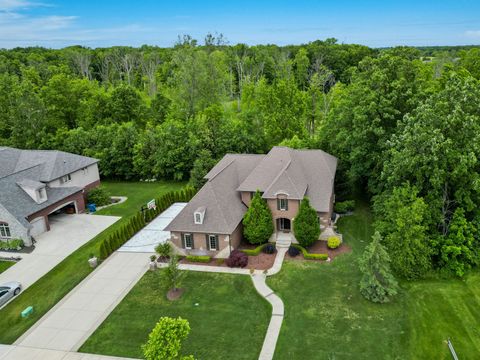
xmin=465 ymin=30 xmax=480 ymax=38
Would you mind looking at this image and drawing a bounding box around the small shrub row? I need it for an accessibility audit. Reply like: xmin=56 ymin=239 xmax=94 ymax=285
xmin=327 ymin=236 xmax=341 ymax=249
xmin=226 ymin=250 xmax=248 ymax=268
xmin=0 ymin=239 xmax=24 ymax=250
xmin=99 ymin=186 xmax=197 ymax=260
xmin=291 ymin=244 xmax=328 ymax=261
xmin=185 ymin=255 xmax=211 ymax=263
xmin=334 ymin=200 xmax=355 ymax=214
xmin=87 ymin=186 xmax=111 ymax=207
xmin=241 ymin=243 xmax=267 ymax=256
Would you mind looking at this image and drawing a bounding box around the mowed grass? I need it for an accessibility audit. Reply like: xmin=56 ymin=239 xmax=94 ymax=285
xmin=0 ymin=181 xmax=184 ymax=344
xmin=268 ymin=200 xmax=480 ymax=359
xmin=95 ymin=180 xmax=186 ymax=217
xmin=0 ymin=261 xmax=15 ymax=274
xmin=80 ymin=271 xmax=270 ymax=360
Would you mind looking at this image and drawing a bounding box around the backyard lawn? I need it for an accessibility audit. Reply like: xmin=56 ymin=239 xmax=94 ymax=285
xmin=0 ymin=181 xmax=185 ymax=344
xmin=80 ymin=271 xmax=270 ymax=359
xmin=0 ymin=261 xmax=15 ymax=274
xmin=95 ymin=180 xmax=186 ymax=217
xmin=268 ymin=200 xmax=480 ymax=359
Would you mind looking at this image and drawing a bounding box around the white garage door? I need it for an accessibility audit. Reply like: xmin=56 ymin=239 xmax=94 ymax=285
xmin=30 ymin=217 xmax=47 ymax=237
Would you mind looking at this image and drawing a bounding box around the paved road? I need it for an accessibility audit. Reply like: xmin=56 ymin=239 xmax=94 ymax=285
xmin=0 ymin=214 xmax=119 ymax=300
xmin=15 ymin=252 xmax=149 ymax=352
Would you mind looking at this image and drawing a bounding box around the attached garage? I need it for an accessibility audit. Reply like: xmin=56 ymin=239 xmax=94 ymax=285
xmin=29 ymin=217 xmax=47 ymax=237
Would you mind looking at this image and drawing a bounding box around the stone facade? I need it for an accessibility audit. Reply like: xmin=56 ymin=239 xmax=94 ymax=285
xmin=0 ymin=203 xmax=30 ymax=246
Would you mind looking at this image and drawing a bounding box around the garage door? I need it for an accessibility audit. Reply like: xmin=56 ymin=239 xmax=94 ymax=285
xmin=30 ymin=217 xmax=47 ymax=237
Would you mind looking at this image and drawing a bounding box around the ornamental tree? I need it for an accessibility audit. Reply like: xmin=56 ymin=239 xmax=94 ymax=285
xmin=142 ymin=317 xmax=193 ymax=360
xmin=293 ymin=197 xmax=320 ymax=247
xmin=359 ymin=232 xmax=398 ymax=303
xmin=164 ymin=255 xmax=185 ymax=292
xmin=243 ymin=190 xmax=274 ymax=244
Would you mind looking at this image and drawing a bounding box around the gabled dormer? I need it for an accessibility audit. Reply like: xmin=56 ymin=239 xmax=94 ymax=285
xmin=17 ymin=179 xmax=48 ymax=204
xmin=194 ymin=206 xmax=206 ymax=224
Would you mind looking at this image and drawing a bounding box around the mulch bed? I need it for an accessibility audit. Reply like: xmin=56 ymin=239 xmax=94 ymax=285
xmin=177 ymin=251 xmax=277 ymax=271
xmin=167 ymin=288 xmax=184 ymax=301
xmin=285 ymin=241 xmax=351 ymax=262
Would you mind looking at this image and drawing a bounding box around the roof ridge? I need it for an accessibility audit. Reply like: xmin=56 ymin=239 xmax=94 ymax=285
xmin=262 ymin=158 xmax=292 ymax=196
xmin=206 ymin=180 xmax=231 ymax=231
xmin=207 ymin=157 xmax=235 ymax=181
xmin=0 ymin=163 xmax=45 ymax=180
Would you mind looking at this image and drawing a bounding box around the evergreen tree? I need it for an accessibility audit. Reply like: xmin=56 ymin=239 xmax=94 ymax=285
xmin=242 ymin=190 xmax=274 ymax=244
xmin=293 ymin=197 xmax=320 ymax=247
xmin=359 ymin=232 xmax=398 ymax=303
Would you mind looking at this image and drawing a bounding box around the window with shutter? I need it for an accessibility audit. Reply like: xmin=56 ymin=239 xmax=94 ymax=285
xmin=208 ymin=234 xmax=218 ymax=251
xmin=183 ymin=233 xmax=193 ymax=249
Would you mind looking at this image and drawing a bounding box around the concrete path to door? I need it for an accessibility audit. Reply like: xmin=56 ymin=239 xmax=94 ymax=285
xmin=15 ymin=252 xmax=149 ymax=352
xmin=0 ymin=214 xmax=119 ymax=306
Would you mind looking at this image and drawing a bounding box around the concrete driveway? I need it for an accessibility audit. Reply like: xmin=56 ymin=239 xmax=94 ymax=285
xmin=0 ymin=214 xmax=120 ymax=299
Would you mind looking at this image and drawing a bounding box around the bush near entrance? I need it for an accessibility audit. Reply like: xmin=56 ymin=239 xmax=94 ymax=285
xmin=242 ymin=190 xmax=274 ymax=245
xmin=87 ymin=186 xmax=111 ymax=207
xmin=293 ymin=197 xmax=320 ymax=247
xmin=327 ymin=236 xmax=341 ymax=249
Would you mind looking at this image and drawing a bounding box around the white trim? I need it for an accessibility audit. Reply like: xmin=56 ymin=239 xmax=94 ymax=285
xmin=208 ymin=234 xmax=217 ymax=251
xmin=184 ymin=233 xmax=193 ymax=249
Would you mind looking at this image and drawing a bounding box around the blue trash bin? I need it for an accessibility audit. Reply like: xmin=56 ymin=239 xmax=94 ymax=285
xmin=88 ymin=203 xmax=96 ymax=213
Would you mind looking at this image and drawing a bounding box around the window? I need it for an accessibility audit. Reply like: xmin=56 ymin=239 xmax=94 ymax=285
xmin=277 ymin=198 xmax=288 ymax=211
xmin=60 ymin=174 xmax=72 ymax=184
xmin=208 ymin=234 xmax=218 ymax=251
xmin=183 ymin=233 xmax=193 ymax=249
xmin=82 ymin=167 xmax=89 ymax=175
xmin=194 ymin=213 xmax=202 ymax=224
xmin=0 ymin=223 xmax=11 ymax=238
xmin=250 ymin=192 xmax=255 ymax=200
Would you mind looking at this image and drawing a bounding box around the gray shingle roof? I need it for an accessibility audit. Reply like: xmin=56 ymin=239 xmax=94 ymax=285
xmin=0 ymin=147 xmax=98 ymax=182
xmin=165 ymin=154 xmax=264 ymax=234
xmin=166 ymin=147 xmax=337 ymax=235
xmin=0 ymin=147 xmax=96 ymax=228
xmin=0 ymin=165 xmax=82 ymax=228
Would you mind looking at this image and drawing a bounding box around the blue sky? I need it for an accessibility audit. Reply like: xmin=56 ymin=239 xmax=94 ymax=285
xmin=0 ymin=0 xmax=479 ymax=48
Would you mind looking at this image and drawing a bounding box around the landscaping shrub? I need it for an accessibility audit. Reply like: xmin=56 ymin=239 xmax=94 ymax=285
xmin=87 ymin=186 xmax=111 ymax=207
xmin=241 ymin=243 xmax=267 ymax=256
xmin=327 ymin=236 xmax=341 ymax=249
xmin=185 ymin=255 xmax=211 ymax=263
xmin=155 ymin=242 xmax=171 ymax=259
xmin=294 ymin=197 xmax=320 ymax=247
xmin=262 ymin=243 xmax=276 ymax=254
xmin=0 ymin=239 xmax=24 ymax=251
xmin=292 ymin=244 xmax=328 ymax=261
xmin=334 ymin=200 xmax=355 ymax=214
xmin=288 ymin=245 xmax=300 ymax=257
xmin=226 ymin=250 xmax=249 ymax=268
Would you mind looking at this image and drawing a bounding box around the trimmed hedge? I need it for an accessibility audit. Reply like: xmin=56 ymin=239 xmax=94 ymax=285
xmin=0 ymin=239 xmax=24 ymax=251
xmin=327 ymin=236 xmax=341 ymax=249
xmin=291 ymin=244 xmax=328 ymax=261
xmin=99 ymin=186 xmax=197 ymax=260
xmin=185 ymin=255 xmax=211 ymax=263
xmin=334 ymin=200 xmax=355 ymax=214
xmin=240 ymin=243 xmax=269 ymax=256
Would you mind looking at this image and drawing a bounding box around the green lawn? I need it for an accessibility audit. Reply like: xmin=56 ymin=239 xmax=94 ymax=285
xmin=268 ymin=200 xmax=480 ymax=359
xmin=0 ymin=181 xmax=184 ymax=344
xmin=95 ymin=180 xmax=186 ymax=217
xmin=80 ymin=271 xmax=270 ymax=360
xmin=0 ymin=261 xmax=15 ymax=274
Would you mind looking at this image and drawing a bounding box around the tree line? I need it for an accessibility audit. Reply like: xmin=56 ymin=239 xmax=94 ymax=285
xmin=1 ymin=36 xmax=480 ymax=278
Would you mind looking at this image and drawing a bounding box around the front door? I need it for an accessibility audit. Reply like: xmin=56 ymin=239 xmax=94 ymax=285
xmin=278 ymin=218 xmax=291 ymax=232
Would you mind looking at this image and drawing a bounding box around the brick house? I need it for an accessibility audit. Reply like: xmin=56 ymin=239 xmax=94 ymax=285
xmin=0 ymin=147 xmax=101 ymax=246
xmin=165 ymin=146 xmax=337 ymax=258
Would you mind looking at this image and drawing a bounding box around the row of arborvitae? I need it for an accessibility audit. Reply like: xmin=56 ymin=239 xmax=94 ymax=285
xmin=99 ymin=186 xmax=197 ymax=260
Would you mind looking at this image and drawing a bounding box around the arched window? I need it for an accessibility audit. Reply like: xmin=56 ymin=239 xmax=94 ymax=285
xmin=0 ymin=222 xmax=11 ymax=238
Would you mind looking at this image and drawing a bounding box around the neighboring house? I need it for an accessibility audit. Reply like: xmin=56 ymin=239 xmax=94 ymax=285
xmin=0 ymin=147 xmax=100 ymax=246
xmin=166 ymin=146 xmax=337 ymax=258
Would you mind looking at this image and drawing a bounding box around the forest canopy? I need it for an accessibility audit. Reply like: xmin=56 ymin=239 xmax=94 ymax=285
xmin=1 ymin=36 xmax=480 ymax=277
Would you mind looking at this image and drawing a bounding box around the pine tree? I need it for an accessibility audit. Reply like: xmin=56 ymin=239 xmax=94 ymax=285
xmin=99 ymin=240 xmax=108 ymax=259
xmin=243 ymin=190 xmax=274 ymax=244
xmin=359 ymin=231 xmax=399 ymax=303
xmin=293 ymin=197 xmax=320 ymax=247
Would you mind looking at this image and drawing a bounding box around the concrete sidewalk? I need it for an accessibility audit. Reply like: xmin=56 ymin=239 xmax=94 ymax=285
xmin=15 ymin=252 xmax=150 ymax=352
xmin=0 ymin=214 xmax=120 ymax=299
xmin=0 ymin=344 xmax=138 ymax=360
